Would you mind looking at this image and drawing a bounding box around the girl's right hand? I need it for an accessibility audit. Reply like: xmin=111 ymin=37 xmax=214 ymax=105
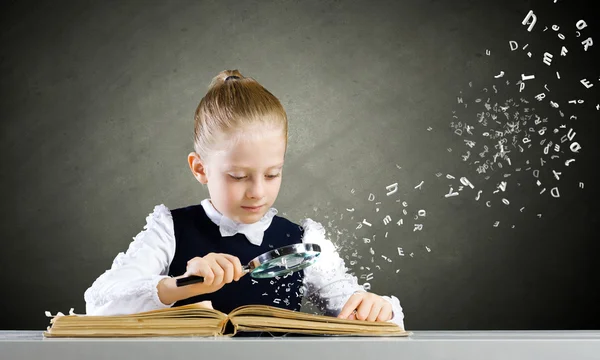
xmin=181 ymin=253 xmax=245 ymax=295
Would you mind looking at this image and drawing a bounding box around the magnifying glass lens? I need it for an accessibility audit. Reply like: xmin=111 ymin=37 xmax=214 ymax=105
xmin=250 ymin=251 xmax=320 ymax=278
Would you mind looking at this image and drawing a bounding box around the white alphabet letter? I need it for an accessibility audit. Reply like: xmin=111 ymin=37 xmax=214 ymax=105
xmin=543 ymin=52 xmax=553 ymax=65
xmin=582 ymin=37 xmax=593 ymax=51
xmin=581 ymin=79 xmax=594 ymax=88
xmin=522 ymin=10 xmax=537 ymax=32
xmin=385 ymin=183 xmax=398 ymax=196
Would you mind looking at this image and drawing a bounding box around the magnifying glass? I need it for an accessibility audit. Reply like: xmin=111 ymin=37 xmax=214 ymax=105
xmin=176 ymin=243 xmax=321 ymax=287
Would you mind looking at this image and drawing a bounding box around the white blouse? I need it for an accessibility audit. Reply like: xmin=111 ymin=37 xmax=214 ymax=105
xmin=83 ymin=199 xmax=405 ymax=329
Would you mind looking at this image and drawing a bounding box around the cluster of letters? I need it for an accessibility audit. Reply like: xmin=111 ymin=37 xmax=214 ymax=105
xmin=443 ymin=5 xmax=594 ymax=227
xmin=269 ymin=4 xmax=597 ymax=297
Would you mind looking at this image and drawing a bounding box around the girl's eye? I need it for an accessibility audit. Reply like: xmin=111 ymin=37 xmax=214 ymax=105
xmin=229 ymin=174 xmax=280 ymax=180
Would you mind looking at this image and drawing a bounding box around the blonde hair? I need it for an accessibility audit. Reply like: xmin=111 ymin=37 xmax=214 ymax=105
xmin=193 ymin=69 xmax=288 ymax=160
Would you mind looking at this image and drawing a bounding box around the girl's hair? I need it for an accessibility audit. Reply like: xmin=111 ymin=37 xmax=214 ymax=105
xmin=193 ymin=69 xmax=288 ymax=160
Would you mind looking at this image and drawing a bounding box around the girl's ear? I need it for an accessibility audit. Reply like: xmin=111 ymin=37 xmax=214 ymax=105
xmin=188 ymin=152 xmax=209 ymax=184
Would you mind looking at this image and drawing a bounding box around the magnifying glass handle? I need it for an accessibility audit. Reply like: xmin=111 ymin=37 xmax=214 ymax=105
xmin=176 ymin=266 xmax=251 ymax=287
xmin=176 ymin=275 xmax=204 ymax=287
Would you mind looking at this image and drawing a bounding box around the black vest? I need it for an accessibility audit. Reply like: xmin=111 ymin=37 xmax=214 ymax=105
xmin=168 ymin=204 xmax=305 ymax=315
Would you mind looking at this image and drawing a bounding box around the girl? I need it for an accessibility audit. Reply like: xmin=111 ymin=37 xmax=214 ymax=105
xmin=84 ymin=70 xmax=405 ymax=331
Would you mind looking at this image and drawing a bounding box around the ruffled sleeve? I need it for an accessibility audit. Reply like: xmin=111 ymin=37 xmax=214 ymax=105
xmin=83 ymin=204 xmax=176 ymax=316
xmin=300 ymin=218 xmax=405 ymax=329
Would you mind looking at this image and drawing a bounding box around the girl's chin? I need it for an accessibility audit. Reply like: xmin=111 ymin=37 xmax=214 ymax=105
xmin=235 ymin=210 xmax=266 ymax=223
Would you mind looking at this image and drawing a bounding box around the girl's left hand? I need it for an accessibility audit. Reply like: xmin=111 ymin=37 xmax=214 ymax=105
xmin=337 ymin=292 xmax=393 ymax=322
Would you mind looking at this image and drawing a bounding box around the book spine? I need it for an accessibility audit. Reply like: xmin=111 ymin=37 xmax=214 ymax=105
xmin=218 ymin=317 xmax=238 ymax=336
xmin=218 ymin=317 xmax=229 ymax=336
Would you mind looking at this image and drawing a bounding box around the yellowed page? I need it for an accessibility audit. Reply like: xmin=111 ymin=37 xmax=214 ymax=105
xmin=50 ymin=318 xmax=218 ymax=328
xmin=232 ymin=316 xmax=406 ymax=335
xmin=43 ymin=326 xmax=221 ymax=338
xmin=44 ymin=303 xmax=227 ymax=337
xmin=235 ymin=325 xmax=409 ymax=337
xmin=49 ymin=303 xmax=225 ymax=321
xmin=230 ymin=305 xmax=394 ymax=326
xmin=228 ymin=305 xmax=408 ymax=336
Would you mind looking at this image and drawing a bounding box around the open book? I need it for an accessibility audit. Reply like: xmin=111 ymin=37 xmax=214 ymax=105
xmin=43 ymin=302 xmax=410 ymax=337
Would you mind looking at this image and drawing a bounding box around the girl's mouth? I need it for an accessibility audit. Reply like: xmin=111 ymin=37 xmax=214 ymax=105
xmin=241 ymin=205 xmax=263 ymax=212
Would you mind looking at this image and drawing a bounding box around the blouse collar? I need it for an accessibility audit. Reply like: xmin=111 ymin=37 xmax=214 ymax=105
xmin=200 ymin=199 xmax=278 ymax=246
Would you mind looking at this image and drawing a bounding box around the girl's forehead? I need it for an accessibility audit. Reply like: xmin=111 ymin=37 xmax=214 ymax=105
xmin=219 ymin=124 xmax=284 ymax=144
xmin=212 ymin=128 xmax=286 ymax=168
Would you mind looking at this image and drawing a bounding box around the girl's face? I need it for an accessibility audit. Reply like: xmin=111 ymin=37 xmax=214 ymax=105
xmin=190 ymin=125 xmax=286 ymax=224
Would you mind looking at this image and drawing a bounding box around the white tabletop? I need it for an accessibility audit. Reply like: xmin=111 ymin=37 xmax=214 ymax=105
xmin=2 ymin=330 xmax=600 ymax=360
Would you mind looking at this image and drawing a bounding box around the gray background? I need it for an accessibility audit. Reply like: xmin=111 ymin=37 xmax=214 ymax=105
xmin=1 ymin=0 xmax=598 ymax=330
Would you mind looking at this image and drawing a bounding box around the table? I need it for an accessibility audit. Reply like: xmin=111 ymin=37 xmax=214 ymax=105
xmin=2 ymin=330 xmax=600 ymax=360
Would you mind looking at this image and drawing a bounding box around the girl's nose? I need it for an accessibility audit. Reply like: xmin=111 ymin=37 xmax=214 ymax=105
xmin=246 ymin=178 xmax=265 ymax=199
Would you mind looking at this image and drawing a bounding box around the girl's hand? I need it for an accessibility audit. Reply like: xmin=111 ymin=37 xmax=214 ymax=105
xmin=181 ymin=253 xmax=246 ymax=295
xmin=337 ymin=292 xmax=393 ymax=322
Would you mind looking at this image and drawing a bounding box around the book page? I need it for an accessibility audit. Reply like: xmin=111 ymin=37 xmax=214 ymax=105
xmin=235 ymin=325 xmax=408 ymax=337
xmin=231 ymin=315 xmax=407 ymax=335
xmin=229 ymin=305 xmax=408 ymax=336
xmin=48 ymin=303 xmax=226 ymax=321
xmin=44 ymin=303 xmax=228 ymax=338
